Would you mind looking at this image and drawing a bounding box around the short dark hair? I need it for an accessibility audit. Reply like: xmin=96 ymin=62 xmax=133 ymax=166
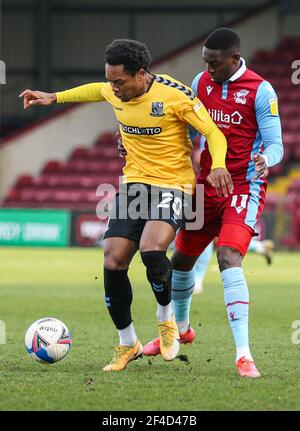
xmin=105 ymin=39 xmax=152 ymax=76
xmin=204 ymin=27 xmax=240 ymax=51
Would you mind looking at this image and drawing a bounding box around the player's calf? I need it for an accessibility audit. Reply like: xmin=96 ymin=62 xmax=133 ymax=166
xmin=103 ymin=268 xmax=133 ymax=330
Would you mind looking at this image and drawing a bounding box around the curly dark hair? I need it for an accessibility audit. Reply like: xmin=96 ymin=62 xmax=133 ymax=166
xmin=105 ymin=39 xmax=152 ymax=76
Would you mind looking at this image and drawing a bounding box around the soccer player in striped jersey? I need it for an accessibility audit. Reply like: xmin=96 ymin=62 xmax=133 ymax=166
xmin=19 ymin=39 xmax=232 ymax=371
xmin=143 ymin=28 xmax=283 ymax=378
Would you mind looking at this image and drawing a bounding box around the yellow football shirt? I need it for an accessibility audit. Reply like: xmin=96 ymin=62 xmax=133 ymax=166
xmin=56 ymin=74 xmax=226 ymax=192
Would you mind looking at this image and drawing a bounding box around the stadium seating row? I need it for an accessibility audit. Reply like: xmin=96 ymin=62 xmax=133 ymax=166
xmin=43 ymin=159 xmax=124 ymax=174
xmin=5 ymin=187 xmax=113 ymax=203
xmin=15 ymin=174 xmax=120 ymax=188
xmin=2 ymin=130 xmax=123 ymax=210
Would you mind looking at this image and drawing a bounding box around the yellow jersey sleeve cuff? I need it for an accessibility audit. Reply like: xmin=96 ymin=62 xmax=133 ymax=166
xmin=55 ymin=92 xmax=64 ymax=103
xmin=211 ymin=161 xmax=227 ymax=170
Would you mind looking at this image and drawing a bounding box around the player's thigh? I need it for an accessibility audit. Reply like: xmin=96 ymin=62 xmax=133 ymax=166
xmin=140 ymin=185 xmax=189 ymax=251
xmin=217 ymin=223 xmax=254 ymax=260
xmin=174 ymin=190 xmax=221 ymax=262
xmin=221 ymin=182 xmax=267 ymax=234
xmin=218 ymin=183 xmax=265 ymax=257
xmin=104 ymin=184 xmax=148 ymax=241
xmin=103 ymin=186 xmax=146 ymax=268
xmin=175 ymin=226 xmax=216 ymax=262
xmin=139 ymin=220 xmax=176 ymax=251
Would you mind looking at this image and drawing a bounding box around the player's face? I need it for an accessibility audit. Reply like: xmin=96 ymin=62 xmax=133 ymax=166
xmin=202 ymin=47 xmax=240 ymax=84
xmin=105 ymin=64 xmax=146 ymax=102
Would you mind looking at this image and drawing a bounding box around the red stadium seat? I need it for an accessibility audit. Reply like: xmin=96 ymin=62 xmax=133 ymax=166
xmin=252 ymin=50 xmax=273 ymax=63
xmin=268 ymin=163 xmax=284 ymax=176
xmin=282 ymin=132 xmax=300 ymax=148
xmin=269 ymin=77 xmax=293 ymax=91
xmin=42 ymin=160 xmax=62 ymax=174
xmin=95 ymin=132 xmax=116 ymax=147
xmin=4 ymin=188 xmax=22 ymax=202
xmin=15 ymin=175 xmax=33 ymax=188
xmin=72 ymin=146 xmax=120 ymax=160
xmin=97 ymin=147 xmax=118 ymax=159
xmin=70 ymin=147 xmax=89 ymax=160
xmin=18 ymin=188 xmax=52 ymax=202
xmin=278 ymin=38 xmax=300 ymax=50
xmin=280 ymin=105 xmax=300 ymax=117
xmin=282 ymin=118 xmax=300 ymax=132
xmin=52 ymin=189 xmax=82 ymax=203
xmin=252 ymin=64 xmax=288 ymax=79
xmin=282 ymin=145 xmax=291 ymax=162
xmin=292 ymin=145 xmax=300 ymax=161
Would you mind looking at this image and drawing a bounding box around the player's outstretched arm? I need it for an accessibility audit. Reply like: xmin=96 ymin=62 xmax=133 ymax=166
xmin=19 ymin=83 xmax=106 ymax=108
xmin=18 ymin=89 xmax=56 ymax=109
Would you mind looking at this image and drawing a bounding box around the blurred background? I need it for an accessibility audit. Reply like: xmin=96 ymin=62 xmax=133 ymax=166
xmin=0 ymin=0 xmax=300 ymax=249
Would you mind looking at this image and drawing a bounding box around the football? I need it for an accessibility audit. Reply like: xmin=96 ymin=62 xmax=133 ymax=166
xmin=25 ymin=317 xmax=72 ymax=364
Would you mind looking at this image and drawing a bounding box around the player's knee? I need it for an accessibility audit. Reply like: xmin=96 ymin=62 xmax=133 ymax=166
xmin=171 ymin=250 xmax=196 ymax=271
xmin=140 ymin=250 xmax=172 ymax=283
xmin=217 ymin=246 xmax=242 ymax=271
xmin=104 ymin=247 xmax=129 ymax=270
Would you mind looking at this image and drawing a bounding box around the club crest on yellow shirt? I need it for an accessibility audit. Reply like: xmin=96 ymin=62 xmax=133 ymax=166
xmin=150 ymin=102 xmax=165 ymax=117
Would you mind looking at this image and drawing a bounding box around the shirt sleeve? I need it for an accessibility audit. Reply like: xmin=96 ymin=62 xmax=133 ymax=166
xmin=191 ymin=72 xmax=205 ymax=94
xmin=176 ymin=97 xmax=227 ymax=169
xmin=188 ymin=72 xmax=205 ymax=140
xmin=55 ymin=83 xmax=107 ymax=103
xmin=255 ymin=81 xmax=284 ymax=167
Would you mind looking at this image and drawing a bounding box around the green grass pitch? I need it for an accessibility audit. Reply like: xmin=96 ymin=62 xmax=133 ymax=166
xmin=0 ymin=246 xmax=299 ymax=411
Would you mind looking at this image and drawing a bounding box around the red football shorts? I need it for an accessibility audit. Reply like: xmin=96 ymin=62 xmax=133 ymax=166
xmin=176 ymin=181 xmax=267 ymax=257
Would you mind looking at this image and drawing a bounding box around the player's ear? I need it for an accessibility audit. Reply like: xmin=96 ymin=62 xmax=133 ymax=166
xmin=232 ymin=53 xmax=240 ymax=65
xmin=137 ymin=69 xmax=146 ymax=81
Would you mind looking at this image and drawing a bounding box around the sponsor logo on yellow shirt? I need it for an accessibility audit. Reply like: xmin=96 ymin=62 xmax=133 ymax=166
xmin=120 ymin=123 xmax=162 ymax=135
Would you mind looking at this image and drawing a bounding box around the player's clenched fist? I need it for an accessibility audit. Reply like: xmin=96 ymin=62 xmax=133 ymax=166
xmin=18 ymin=89 xmax=57 ymax=109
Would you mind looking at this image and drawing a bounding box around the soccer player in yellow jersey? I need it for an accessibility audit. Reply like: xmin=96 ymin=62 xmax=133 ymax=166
xmin=19 ymin=39 xmax=233 ymax=371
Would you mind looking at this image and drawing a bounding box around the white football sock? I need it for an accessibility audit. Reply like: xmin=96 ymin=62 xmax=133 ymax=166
xmin=157 ymin=302 xmax=173 ymax=322
xmin=118 ymin=323 xmax=137 ymax=346
xmin=177 ymin=320 xmax=190 ymax=334
xmin=236 ymin=346 xmax=253 ymax=362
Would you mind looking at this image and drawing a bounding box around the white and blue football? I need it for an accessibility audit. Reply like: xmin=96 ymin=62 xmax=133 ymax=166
xmin=25 ymin=317 xmax=72 ymax=364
